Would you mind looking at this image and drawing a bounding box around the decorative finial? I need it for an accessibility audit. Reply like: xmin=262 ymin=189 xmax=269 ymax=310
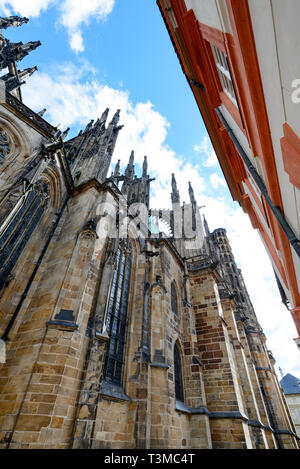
xmin=84 ymin=119 xmax=94 ymax=133
xmin=0 ymin=40 xmax=41 ymax=71
xmin=109 ymin=109 xmax=120 ymax=127
xmin=143 ymin=155 xmax=148 ymax=178
xmin=37 ymin=108 xmax=47 ymax=117
xmin=171 ymin=173 xmax=180 ymax=204
xmin=188 ymin=181 xmax=196 ymax=205
xmin=114 ymin=159 xmax=121 ymax=176
xmin=0 ymin=16 xmax=29 ymax=30
xmin=62 ymin=128 xmax=70 ymax=140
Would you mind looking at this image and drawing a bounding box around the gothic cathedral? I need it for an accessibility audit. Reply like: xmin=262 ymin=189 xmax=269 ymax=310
xmin=0 ymin=17 xmax=298 ymax=449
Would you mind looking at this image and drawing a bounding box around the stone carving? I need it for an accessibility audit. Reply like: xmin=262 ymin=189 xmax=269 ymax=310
xmin=0 ymin=16 xmax=29 ymax=30
xmin=0 ymin=40 xmax=41 ymax=71
xmin=5 ymin=92 xmax=57 ymax=137
xmin=0 ymin=127 xmax=10 ymax=163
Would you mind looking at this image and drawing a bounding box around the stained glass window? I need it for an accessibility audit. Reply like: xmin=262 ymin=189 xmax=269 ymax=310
xmin=0 ymin=184 xmax=46 ymax=291
xmin=103 ymin=239 xmax=132 ymax=386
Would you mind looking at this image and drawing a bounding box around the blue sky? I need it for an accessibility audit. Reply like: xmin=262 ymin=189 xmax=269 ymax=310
xmin=0 ymin=0 xmax=299 ymax=377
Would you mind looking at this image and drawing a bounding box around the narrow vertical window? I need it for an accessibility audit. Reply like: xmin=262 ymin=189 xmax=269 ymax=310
xmin=103 ymin=239 xmax=132 ymax=386
xmin=174 ymin=343 xmax=184 ymax=402
xmin=171 ymin=281 xmax=178 ymax=315
xmin=0 ymin=182 xmax=47 ymax=291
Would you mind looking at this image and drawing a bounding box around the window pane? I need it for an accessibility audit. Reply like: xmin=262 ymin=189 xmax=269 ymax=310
xmin=103 ymin=240 xmax=132 ymax=385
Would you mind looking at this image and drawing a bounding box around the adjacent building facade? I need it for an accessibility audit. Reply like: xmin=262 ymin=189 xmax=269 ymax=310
xmin=157 ymin=0 xmax=300 ymax=351
xmin=0 ymin=15 xmax=298 ymax=449
xmin=280 ymin=373 xmax=300 ymax=437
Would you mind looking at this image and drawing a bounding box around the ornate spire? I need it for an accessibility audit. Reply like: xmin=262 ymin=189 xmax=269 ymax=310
xmin=1 ymin=65 xmax=38 ymax=92
xmin=0 ymin=16 xmax=29 ymax=29
xmin=37 ymin=108 xmax=47 ymax=117
xmin=100 ymin=108 xmax=109 ymax=123
xmin=84 ymin=119 xmax=94 ymax=133
xmin=94 ymin=108 xmax=109 ymax=131
xmin=62 ymin=128 xmax=70 ymax=140
xmin=125 ymin=150 xmax=135 ymax=180
xmin=109 ymin=109 xmax=120 ymax=127
xmin=203 ymin=214 xmax=210 ymax=237
xmin=188 ymin=181 xmax=196 ymax=205
xmin=171 ymin=173 xmax=180 ymax=204
xmin=142 ymin=156 xmax=148 ymax=178
xmin=18 ymin=65 xmax=38 ymax=80
xmin=113 ymin=159 xmax=121 ymax=176
xmin=0 ymin=40 xmax=41 ymax=70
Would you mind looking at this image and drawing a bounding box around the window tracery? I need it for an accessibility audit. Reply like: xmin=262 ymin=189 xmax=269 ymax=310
xmin=103 ymin=238 xmax=132 ymax=386
xmin=0 ymin=181 xmax=48 ymax=291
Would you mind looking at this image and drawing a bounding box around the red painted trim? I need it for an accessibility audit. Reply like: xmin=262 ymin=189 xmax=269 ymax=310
xmin=225 ymin=0 xmax=283 ymax=207
xmin=225 ymin=0 xmax=300 ymax=311
xmin=169 ymin=0 xmax=187 ymax=17
xmin=291 ymin=307 xmax=300 ymax=335
xmin=241 ymin=193 xmax=288 ymax=287
xmin=198 ymin=22 xmax=226 ymax=52
xmin=195 ymin=22 xmax=245 ymax=132
xmin=219 ymin=91 xmax=244 ymax=132
xmin=244 ymin=178 xmax=265 ymax=217
xmin=241 ymin=194 xmax=259 ymax=229
xmin=157 ymin=0 xmax=190 ymax=77
xmin=281 ymin=123 xmax=300 ymax=190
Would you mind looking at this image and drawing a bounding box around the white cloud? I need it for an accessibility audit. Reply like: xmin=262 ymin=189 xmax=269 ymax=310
xmin=0 ymin=0 xmax=115 ymax=52
xmin=58 ymin=0 xmax=115 ymax=53
xmin=194 ymin=135 xmax=218 ymax=168
xmin=0 ymin=0 xmax=54 ymax=18
xmin=210 ymin=172 xmax=226 ymax=189
xmin=22 ymin=65 xmax=300 ymax=378
xmin=69 ymin=30 xmax=84 ymax=54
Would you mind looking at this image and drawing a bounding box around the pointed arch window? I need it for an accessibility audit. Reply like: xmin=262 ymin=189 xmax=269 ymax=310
xmin=0 ymin=182 xmax=47 ymax=291
xmin=103 ymin=239 xmax=132 ymax=386
xmin=171 ymin=281 xmax=178 ymax=316
xmin=174 ymin=343 xmax=184 ymax=402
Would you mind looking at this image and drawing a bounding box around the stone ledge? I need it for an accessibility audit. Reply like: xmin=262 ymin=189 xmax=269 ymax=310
xmin=99 ymin=380 xmax=131 ymax=402
xmin=209 ymin=411 xmax=248 ymax=421
xmin=175 ymin=400 xmax=209 ymax=415
xmin=46 ymin=320 xmax=78 ymax=331
xmin=150 ymin=362 xmax=169 ymax=369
